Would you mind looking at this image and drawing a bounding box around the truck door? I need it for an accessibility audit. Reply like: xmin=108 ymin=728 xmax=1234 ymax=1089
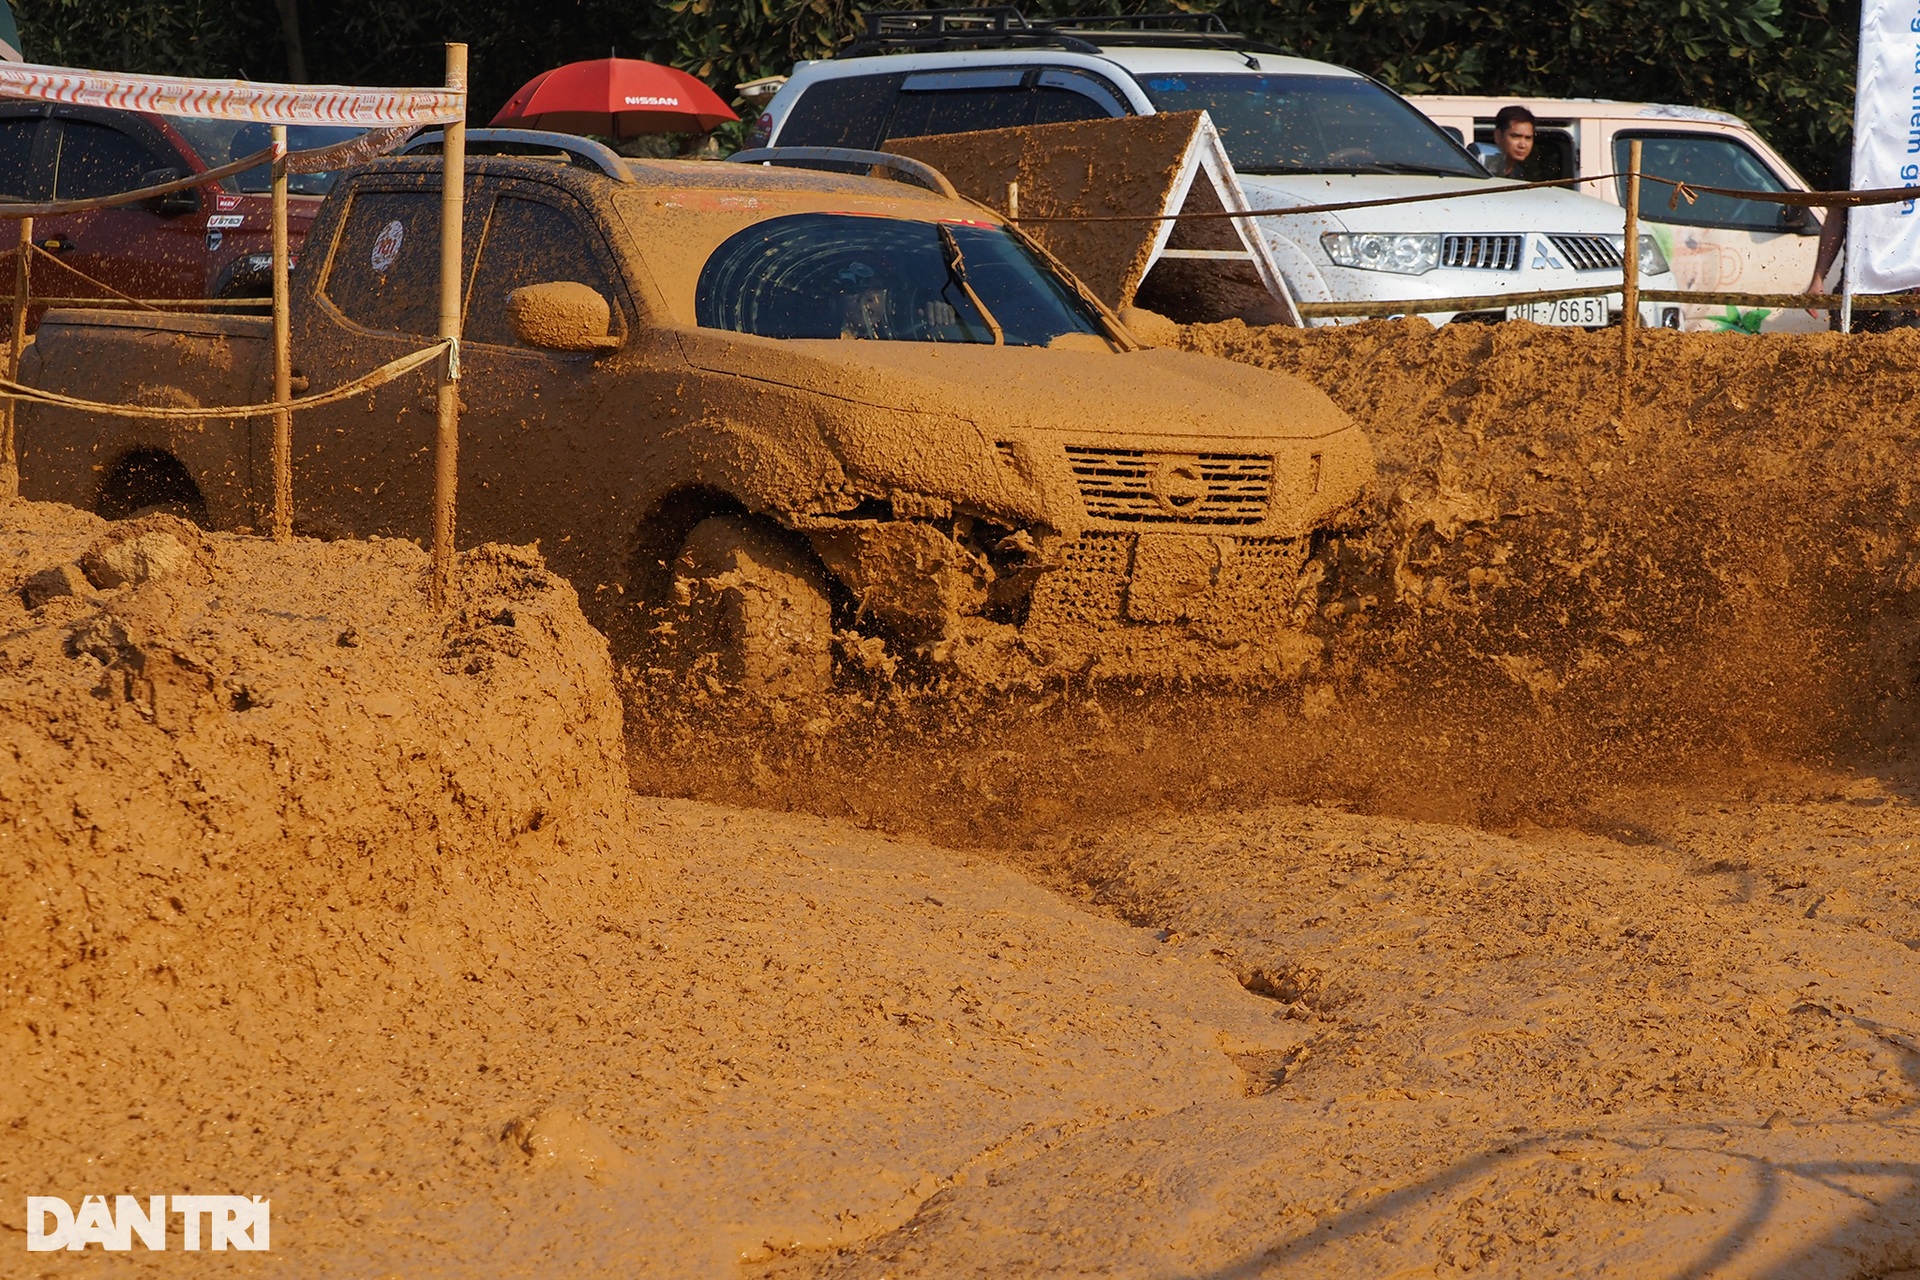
xmin=39 ymin=110 xmax=204 ymax=301
xmin=290 ymin=177 xmax=480 ymax=539
xmin=1613 ymin=128 xmax=1821 ymax=333
xmin=452 ymin=183 xmax=631 ymax=589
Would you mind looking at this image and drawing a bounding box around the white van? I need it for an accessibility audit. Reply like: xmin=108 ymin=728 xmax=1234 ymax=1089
xmin=1406 ymin=96 xmax=1824 ymax=333
xmin=753 ymin=12 xmax=1678 ymax=330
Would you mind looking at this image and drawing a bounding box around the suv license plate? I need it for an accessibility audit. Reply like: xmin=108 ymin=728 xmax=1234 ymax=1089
xmin=1506 ymin=296 xmax=1609 ymax=327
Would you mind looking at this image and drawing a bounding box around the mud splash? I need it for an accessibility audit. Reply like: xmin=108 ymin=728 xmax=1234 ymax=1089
xmin=627 ymin=320 xmax=1920 ymax=849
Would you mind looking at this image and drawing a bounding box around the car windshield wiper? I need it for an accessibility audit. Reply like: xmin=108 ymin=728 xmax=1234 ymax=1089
xmin=937 ymin=223 xmax=1004 ymax=346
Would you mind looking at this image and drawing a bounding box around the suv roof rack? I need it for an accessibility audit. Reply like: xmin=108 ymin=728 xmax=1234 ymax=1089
xmin=400 ymin=128 xmax=634 ymax=183
xmin=1040 ymin=12 xmax=1291 ymax=55
xmin=839 ymin=7 xmax=1102 ymax=57
xmin=839 ymin=7 xmax=1288 ymax=58
xmin=727 ymin=146 xmax=958 ymax=199
xmin=1045 ymin=13 xmax=1235 ymax=34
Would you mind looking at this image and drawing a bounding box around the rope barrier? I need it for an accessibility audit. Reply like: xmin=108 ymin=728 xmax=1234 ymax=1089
xmin=1639 ymin=288 xmax=1920 ymax=310
xmin=24 ymin=241 xmax=159 ymax=310
xmin=1015 ymin=171 xmax=1920 ymax=225
xmin=287 ymin=125 xmax=420 ymax=174
xmin=1295 ymin=286 xmax=1614 ymax=319
xmin=1638 ymin=174 xmax=1920 ymax=210
xmin=1 ymin=296 xmax=271 ymax=310
xmin=1292 ymin=287 xmax=1920 ymax=319
xmin=0 ymin=146 xmax=275 ymax=220
xmin=0 ymin=124 xmax=420 ymax=221
xmin=0 ymin=340 xmax=449 ymax=419
xmin=1014 ymin=171 xmax=1634 ymax=223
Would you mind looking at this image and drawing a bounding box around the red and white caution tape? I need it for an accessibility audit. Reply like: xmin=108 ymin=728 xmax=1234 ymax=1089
xmin=0 ymin=61 xmax=463 ymax=125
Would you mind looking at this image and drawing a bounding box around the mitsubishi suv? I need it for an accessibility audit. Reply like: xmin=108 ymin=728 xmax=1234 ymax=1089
xmin=751 ymin=8 xmax=1679 ymax=328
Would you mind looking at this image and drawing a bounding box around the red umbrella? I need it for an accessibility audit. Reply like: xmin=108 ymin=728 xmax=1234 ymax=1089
xmin=491 ymin=57 xmax=737 ymax=136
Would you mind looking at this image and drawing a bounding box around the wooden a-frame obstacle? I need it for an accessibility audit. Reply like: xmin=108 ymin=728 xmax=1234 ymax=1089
xmin=888 ymin=110 xmax=1300 ymax=327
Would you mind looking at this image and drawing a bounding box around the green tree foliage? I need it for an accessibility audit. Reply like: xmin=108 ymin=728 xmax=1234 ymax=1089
xmin=14 ymin=0 xmax=1857 ymax=181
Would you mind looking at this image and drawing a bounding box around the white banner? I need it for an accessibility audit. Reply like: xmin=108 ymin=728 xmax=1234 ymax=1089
xmin=0 ymin=61 xmax=463 ymax=125
xmin=1848 ymin=0 xmax=1920 ymax=292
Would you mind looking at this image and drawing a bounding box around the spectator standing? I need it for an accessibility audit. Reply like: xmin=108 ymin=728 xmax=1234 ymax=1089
xmin=1806 ymin=139 xmax=1919 ymax=332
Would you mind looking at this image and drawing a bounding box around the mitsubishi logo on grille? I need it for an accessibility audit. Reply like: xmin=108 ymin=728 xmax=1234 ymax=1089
xmin=1147 ymin=457 xmax=1209 ymax=513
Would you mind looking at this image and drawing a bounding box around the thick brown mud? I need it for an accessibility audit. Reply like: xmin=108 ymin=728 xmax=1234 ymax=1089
xmin=11 ymin=322 xmax=1920 ymax=1278
xmin=628 ymin=321 xmax=1920 ymax=853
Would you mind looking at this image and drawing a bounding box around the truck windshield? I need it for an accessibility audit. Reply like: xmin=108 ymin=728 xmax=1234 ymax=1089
xmin=169 ymin=121 xmax=367 ymax=195
xmin=696 ymin=212 xmax=1106 ymax=346
xmin=1138 ymin=73 xmax=1485 ymax=178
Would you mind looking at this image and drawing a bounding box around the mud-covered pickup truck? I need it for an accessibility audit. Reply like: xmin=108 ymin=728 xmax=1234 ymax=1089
xmin=18 ymin=135 xmax=1373 ymax=691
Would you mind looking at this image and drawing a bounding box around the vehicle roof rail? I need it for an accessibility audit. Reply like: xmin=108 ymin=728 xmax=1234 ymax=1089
xmin=840 ymin=6 xmax=1101 ymax=57
xmin=1042 ymin=13 xmax=1235 ymax=34
xmin=726 ymin=146 xmax=958 ymax=200
xmin=400 ymin=128 xmax=634 ymax=183
xmin=1037 ymin=13 xmax=1292 ymax=55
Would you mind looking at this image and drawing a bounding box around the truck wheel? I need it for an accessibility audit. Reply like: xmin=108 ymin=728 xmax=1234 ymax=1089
xmin=673 ymin=516 xmax=833 ymax=697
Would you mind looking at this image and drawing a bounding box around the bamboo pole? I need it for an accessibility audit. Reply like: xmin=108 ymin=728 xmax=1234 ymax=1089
xmin=430 ymin=42 xmax=467 ymax=609
xmin=270 ymin=124 xmax=292 ymax=541
xmin=1619 ymin=138 xmax=1641 ymax=425
xmin=0 ymin=217 xmax=27 ymax=500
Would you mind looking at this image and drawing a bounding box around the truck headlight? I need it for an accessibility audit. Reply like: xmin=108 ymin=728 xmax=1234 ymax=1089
xmin=1610 ymin=234 xmax=1670 ymax=277
xmin=1320 ymin=232 xmax=1441 ymax=275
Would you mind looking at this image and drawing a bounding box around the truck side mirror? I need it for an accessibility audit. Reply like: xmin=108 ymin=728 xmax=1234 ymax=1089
xmin=139 ymin=168 xmax=198 ymax=217
xmin=506 ymin=281 xmax=623 ymax=352
xmin=1780 ymin=204 xmax=1818 ymax=236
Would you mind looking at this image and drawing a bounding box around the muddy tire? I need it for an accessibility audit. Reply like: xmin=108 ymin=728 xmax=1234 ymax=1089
xmin=672 ymin=516 xmax=833 ymax=697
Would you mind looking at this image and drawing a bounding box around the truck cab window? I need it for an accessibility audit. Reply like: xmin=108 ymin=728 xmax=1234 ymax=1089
xmin=0 ymin=117 xmax=46 ymax=199
xmin=464 ymin=195 xmax=621 ymax=347
xmin=696 ymin=212 xmax=1104 ymax=347
xmin=1615 ymin=131 xmax=1788 ymax=232
xmin=323 ymin=190 xmax=447 ymax=335
xmin=51 ymin=120 xmax=168 ymax=201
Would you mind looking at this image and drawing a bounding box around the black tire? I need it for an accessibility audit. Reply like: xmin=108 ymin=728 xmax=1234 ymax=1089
xmin=673 ymin=516 xmax=833 ymax=697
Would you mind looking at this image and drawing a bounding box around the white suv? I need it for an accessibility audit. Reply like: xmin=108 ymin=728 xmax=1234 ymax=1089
xmin=752 ymin=10 xmax=1678 ymax=328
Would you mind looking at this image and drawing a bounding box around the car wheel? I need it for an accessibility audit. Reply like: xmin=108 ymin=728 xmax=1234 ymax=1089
xmin=672 ymin=515 xmax=832 ymax=697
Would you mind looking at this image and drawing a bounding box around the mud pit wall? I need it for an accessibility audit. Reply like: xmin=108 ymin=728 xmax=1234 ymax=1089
xmin=0 ymin=505 xmax=638 ymax=1260
xmin=1193 ymin=319 xmax=1920 ymax=756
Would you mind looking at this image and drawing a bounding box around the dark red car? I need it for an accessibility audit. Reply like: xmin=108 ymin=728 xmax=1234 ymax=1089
xmin=0 ymin=102 xmax=363 ymax=302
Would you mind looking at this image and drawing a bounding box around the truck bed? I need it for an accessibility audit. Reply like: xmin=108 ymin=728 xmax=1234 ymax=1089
xmin=18 ymin=308 xmax=275 ymax=527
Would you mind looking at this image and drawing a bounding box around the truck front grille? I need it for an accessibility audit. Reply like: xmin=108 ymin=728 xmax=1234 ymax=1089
xmin=1064 ymin=447 xmax=1270 ymax=525
xmin=1440 ymin=233 xmax=1524 ymax=271
xmin=1027 ymin=533 xmax=1309 ymax=630
xmin=1547 ymin=234 xmax=1624 ymax=272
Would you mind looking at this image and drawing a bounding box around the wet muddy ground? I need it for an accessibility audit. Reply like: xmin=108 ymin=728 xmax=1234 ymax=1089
xmin=9 ymin=321 xmax=1920 ymax=1275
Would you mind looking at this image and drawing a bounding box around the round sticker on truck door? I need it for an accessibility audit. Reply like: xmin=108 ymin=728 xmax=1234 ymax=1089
xmin=370 ymin=220 xmax=404 ymax=272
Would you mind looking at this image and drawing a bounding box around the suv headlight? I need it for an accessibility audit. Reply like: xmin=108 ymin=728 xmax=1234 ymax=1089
xmin=1610 ymin=234 xmax=1670 ymax=277
xmin=1321 ymin=232 xmax=1441 ymax=275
